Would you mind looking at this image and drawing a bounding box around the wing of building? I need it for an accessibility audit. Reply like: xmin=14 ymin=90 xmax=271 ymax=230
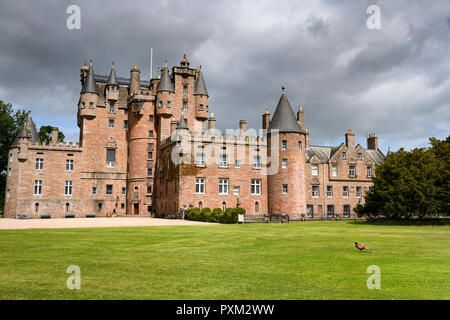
xmin=4 ymin=55 xmax=385 ymax=219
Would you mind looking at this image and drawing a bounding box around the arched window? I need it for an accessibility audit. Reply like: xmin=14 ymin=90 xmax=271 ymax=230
xmin=66 ymin=202 xmax=70 ymax=212
xmin=222 ymin=201 xmax=227 ymax=212
xmin=35 ymin=203 xmax=39 ymax=213
xmin=198 ymin=201 xmax=203 ymax=210
xmin=255 ymin=201 xmax=259 ymax=213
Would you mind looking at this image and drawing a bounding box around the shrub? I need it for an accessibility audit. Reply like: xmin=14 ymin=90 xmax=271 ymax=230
xmin=187 ymin=207 xmax=201 ymax=221
xmin=201 ymin=207 xmax=212 ymax=221
xmin=211 ymin=208 xmax=223 ymax=223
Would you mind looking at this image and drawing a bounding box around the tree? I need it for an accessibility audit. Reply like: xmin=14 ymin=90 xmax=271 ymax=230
xmin=38 ymin=125 xmax=65 ymax=144
xmin=355 ymin=136 xmax=450 ymax=219
xmin=0 ymin=100 xmax=29 ymax=214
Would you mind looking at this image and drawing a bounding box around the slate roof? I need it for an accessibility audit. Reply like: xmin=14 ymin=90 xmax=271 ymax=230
xmin=107 ymin=62 xmax=119 ymax=86
xmin=268 ymin=91 xmax=303 ymax=133
xmin=11 ymin=114 xmax=40 ymax=147
xmin=157 ymin=66 xmax=174 ymax=93
xmin=194 ymin=70 xmax=208 ymax=96
xmin=81 ymin=61 xmax=98 ymax=94
xmin=306 ymin=145 xmax=385 ymax=164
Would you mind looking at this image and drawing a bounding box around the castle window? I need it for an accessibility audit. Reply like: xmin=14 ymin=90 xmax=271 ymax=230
xmin=8 ymin=168 xmax=11 ymax=176
xmin=81 ymin=102 xmax=85 ymax=109
xmin=282 ymin=184 xmax=288 ymax=194
xmin=233 ymin=186 xmax=240 ymax=195
xmin=147 ymin=186 xmax=152 ymax=194
xmin=66 ymin=203 xmax=70 ymax=212
xmin=219 ymin=154 xmax=228 ymax=168
xmin=342 ymin=152 xmax=346 ymax=159
xmin=121 ymin=203 xmax=125 ymax=209
xmin=149 ymin=131 xmax=154 ymax=138
xmin=125 ymin=109 xmax=128 ymax=115
xmin=219 ymin=179 xmax=229 ymax=195
xmin=312 ymin=186 xmax=319 ymax=198
xmin=158 ymin=101 xmax=163 ymax=108
xmin=253 ymin=155 xmax=262 ymax=169
xmin=167 ymin=101 xmax=172 ymax=108
xmin=327 ymin=186 xmax=333 ymax=198
xmin=92 ymin=187 xmax=97 ymax=195
xmin=6 ymin=189 xmax=10 ymax=198
xmin=106 ymin=149 xmax=116 ymax=168
xmin=331 ymin=165 xmax=338 ymax=177
xmin=349 ymin=165 xmax=356 ymax=178
xmin=222 ymin=201 xmax=227 ymax=212
xmin=195 ymin=153 xmax=205 ymax=166
xmin=356 ymin=186 xmax=362 ymax=198
xmin=147 ymin=168 xmax=152 ymax=176
xmin=307 ymin=205 xmax=314 ymax=218
xmin=344 ymin=205 xmax=351 ymax=218
xmin=106 ymin=185 xmax=113 ymax=195
xmin=343 ymin=186 xmax=349 ymax=198
xmin=89 ymin=102 xmax=94 ymax=109
xmin=66 ymin=159 xmax=74 ymax=171
xmin=34 ymin=180 xmax=42 ymax=195
xmin=311 ymin=164 xmax=319 ymax=176
xmin=149 ymin=115 xmax=154 ymax=123
xmin=282 ymin=158 xmax=288 ymax=169
xmin=255 ymin=202 xmax=259 ymax=213
xmin=196 ymin=178 xmax=205 ymax=194
xmin=35 ymin=158 xmax=44 ymax=170
xmin=251 ymin=179 xmax=261 ymax=195
xmin=358 ymin=153 xmax=362 ymax=160
xmin=199 ymin=104 xmax=204 ymax=111
xmin=367 ymin=166 xmax=373 ymax=178
xmin=109 ymin=102 xmax=115 ymax=113
xmin=35 ymin=203 xmax=39 ymax=213
xmin=298 ymin=141 xmax=302 ymax=151
xmin=122 ymin=187 xmax=126 ymax=195
xmin=108 ymin=119 xmax=114 ymax=128
xmin=64 ymin=181 xmax=72 ymax=196
xmin=198 ymin=201 xmax=203 ymax=210
xmin=183 ymin=85 xmax=188 ymax=94
xmin=182 ymin=101 xmax=188 ymax=110
xmin=123 ymin=120 xmax=128 ymax=130
xmin=148 ymin=151 xmax=153 ymax=159
xmin=282 ymin=140 xmax=287 ymax=150
xmin=327 ymin=205 xmax=334 ymax=218
xmin=235 ymin=160 xmax=241 ymax=168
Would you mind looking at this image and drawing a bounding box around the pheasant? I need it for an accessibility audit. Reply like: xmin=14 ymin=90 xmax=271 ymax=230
xmin=355 ymin=242 xmax=374 ymax=252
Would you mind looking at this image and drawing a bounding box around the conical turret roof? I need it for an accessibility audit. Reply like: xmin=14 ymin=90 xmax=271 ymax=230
xmin=11 ymin=114 xmax=40 ymax=147
xmin=107 ymin=61 xmax=119 ymax=86
xmin=177 ymin=112 xmax=189 ymax=130
xmin=194 ymin=69 xmax=208 ymax=96
xmin=81 ymin=60 xmax=98 ymax=94
xmin=157 ymin=63 xmax=174 ymax=93
xmin=268 ymin=88 xmax=303 ymax=134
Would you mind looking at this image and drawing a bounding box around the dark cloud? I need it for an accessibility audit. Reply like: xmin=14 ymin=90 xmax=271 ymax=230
xmin=0 ymin=0 xmax=448 ymax=153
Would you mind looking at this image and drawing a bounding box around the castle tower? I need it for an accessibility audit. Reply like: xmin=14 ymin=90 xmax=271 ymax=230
xmin=105 ymin=61 xmax=119 ymax=101
xmin=267 ymin=87 xmax=307 ymax=215
xmin=156 ymin=62 xmax=174 ymax=141
xmin=78 ymin=60 xmax=98 ymax=145
xmin=194 ymin=67 xmax=209 ymax=131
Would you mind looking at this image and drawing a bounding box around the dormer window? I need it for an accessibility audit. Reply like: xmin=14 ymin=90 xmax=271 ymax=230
xmin=342 ymin=152 xmax=346 ymax=159
xmin=358 ymin=153 xmax=362 ymax=160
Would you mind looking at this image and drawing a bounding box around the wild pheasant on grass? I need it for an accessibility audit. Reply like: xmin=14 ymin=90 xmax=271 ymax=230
xmin=355 ymin=242 xmax=374 ymax=252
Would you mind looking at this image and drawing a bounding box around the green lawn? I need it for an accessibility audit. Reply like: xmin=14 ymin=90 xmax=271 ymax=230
xmin=0 ymin=221 xmax=449 ymax=299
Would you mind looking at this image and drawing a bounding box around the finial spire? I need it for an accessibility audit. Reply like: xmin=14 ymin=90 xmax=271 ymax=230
xmin=281 ymin=86 xmax=285 ymax=93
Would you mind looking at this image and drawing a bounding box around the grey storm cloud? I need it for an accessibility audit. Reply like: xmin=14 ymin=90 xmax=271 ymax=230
xmin=0 ymin=0 xmax=449 ymax=153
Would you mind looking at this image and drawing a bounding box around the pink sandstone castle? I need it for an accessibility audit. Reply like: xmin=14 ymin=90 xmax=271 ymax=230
xmin=4 ymin=55 xmax=385 ymax=219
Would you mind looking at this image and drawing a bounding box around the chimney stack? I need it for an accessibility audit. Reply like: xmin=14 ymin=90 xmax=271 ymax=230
xmin=130 ymin=66 xmax=141 ymax=95
xmin=208 ymin=113 xmax=216 ymax=131
xmin=345 ymin=129 xmax=355 ymax=148
xmin=239 ymin=120 xmax=247 ymax=137
xmin=170 ymin=117 xmax=178 ymax=134
xmin=297 ymin=106 xmax=304 ymax=130
xmin=262 ymin=109 xmax=270 ymax=130
xmin=51 ymin=127 xmax=59 ymax=145
xmin=367 ymin=133 xmax=378 ymax=150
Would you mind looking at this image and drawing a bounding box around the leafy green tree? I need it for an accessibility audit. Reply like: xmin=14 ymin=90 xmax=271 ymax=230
xmin=355 ymin=136 xmax=450 ymax=219
xmin=0 ymin=100 xmax=29 ymax=214
xmin=38 ymin=125 xmax=65 ymax=144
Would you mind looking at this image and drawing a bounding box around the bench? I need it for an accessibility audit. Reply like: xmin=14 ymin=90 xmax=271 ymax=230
xmin=40 ymin=213 xmax=51 ymax=219
xmin=86 ymin=213 xmax=96 ymax=218
xmin=65 ymin=213 xmax=75 ymax=218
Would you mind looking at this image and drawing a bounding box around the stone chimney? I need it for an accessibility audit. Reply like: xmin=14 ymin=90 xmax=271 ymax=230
xmin=262 ymin=109 xmax=270 ymax=130
xmin=297 ymin=106 xmax=304 ymax=130
xmin=130 ymin=66 xmax=141 ymax=95
xmin=170 ymin=118 xmax=178 ymax=134
xmin=239 ymin=120 xmax=247 ymax=137
xmin=367 ymin=133 xmax=378 ymax=150
xmin=208 ymin=113 xmax=216 ymax=131
xmin=345 ymin=129 xmax=355 ymax=148
xmin=51 ymin=127 xmax=59 ymax=145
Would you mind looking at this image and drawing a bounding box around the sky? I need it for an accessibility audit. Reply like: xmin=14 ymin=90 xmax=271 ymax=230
xmin=0 ymin=0 xmax=449 ymax=154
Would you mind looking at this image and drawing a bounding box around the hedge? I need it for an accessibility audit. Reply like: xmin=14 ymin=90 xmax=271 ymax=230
xmin=186 ymin=207 xmax=246 ymax=224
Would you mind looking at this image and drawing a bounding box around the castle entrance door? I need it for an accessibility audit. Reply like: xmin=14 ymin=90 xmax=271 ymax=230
xmin=133 ymin=203 xmax=139 ymax=215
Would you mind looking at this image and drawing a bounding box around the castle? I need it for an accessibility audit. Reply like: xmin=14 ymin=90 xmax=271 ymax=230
xmin=4 ymin=55 xmax=385 ymax=219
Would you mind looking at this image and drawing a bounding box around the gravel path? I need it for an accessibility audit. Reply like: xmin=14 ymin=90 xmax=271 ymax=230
xmin=0 ymin=217 xmax=214 ymax=230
